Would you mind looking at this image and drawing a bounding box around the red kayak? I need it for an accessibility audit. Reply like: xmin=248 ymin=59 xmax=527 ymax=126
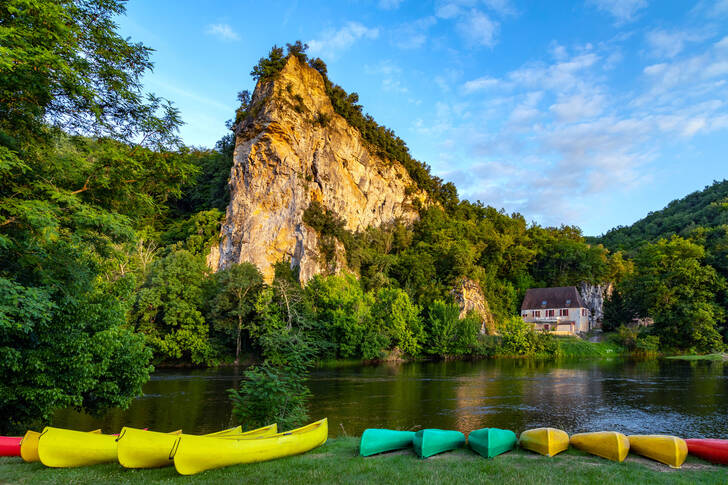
xmin=686 ymin=439 xmax=728 ymax=465
xmin=0 ymin=436 xmax=22 ymax=457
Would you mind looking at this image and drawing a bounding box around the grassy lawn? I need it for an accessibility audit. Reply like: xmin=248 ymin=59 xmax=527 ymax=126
xmin=1 ymin=437 xmax=725 ymax=484
xmin=555 ymin=336 xmax=624 ymax=358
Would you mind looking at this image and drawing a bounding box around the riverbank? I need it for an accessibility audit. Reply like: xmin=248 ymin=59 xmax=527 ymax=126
xmin=665 ymin=353 xmax=728 ymax=362
xmin=1 ymin=437 xmax=725 ymax=484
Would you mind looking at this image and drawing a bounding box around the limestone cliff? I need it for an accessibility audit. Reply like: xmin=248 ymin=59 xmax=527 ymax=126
xmin=578 ymin=282 xmax=613 ymax=330
xmin=210 ymin=56 xmax=425 ymax=282
xmin=450 ymin=277 xmax=496 ymax=334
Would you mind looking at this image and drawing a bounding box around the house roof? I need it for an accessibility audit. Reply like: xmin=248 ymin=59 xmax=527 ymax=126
xmin=521 ymin=286 xmax=584 ymax=310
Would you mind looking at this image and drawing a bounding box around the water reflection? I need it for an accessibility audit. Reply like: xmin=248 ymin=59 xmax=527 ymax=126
xmin=53 ymin=358 xmax=727 ymax=438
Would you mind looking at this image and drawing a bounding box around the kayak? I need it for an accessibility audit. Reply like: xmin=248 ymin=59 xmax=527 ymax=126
xmin=360 ymin=429 xmax=415 ymax=456
xmin=117 ymin=424 xmax=277 ymax=468
xmin=38 ymin=427 xmax=121 ymax=467
xmin=570 ymin=431 xmax=629 ymax=462
xmin=21 ymin=431 xmax=41 ymax=462
xmin=173 ymin=418 xmax=328 ymax=475
xmin=519 ymin=428 xmax=569 ymax=457
xmin=413 ymin=429 xmax=465 ymax=458
xmin=686 ymin=439 xmax=728 ymax=465
xmin=22 ymin=429 xmax=101 ymax=463
xmin=468 ymin=428 xmax=517 ymax=458
xmin=0 ymin=436 xmax=22 ymax=457
xmin=628 ymin=434 xmax=687 ymax=468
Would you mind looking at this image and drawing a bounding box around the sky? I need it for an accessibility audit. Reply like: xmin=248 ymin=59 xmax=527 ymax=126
xmin=116 ymin=0 xmax=728 ymax=236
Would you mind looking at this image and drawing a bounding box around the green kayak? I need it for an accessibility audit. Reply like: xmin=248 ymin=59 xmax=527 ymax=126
xmin=468 ymin=428 xmax=518 ymax=458
xmin=413 ymin=429 xmax=466 ymax=458
xmin=359 ymin=429 xmax=416 ymax=457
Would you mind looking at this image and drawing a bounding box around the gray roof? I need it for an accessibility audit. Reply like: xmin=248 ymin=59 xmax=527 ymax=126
xmin=521 ymin=286 xmax=584 ymax=310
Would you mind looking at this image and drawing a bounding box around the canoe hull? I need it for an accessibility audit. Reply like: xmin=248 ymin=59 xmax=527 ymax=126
xmin=413 ymin=429 xmax=465 ymax=458
xmin=468 ymin=428 xmax=517 ymax=458
xmin=117 ymin=424 xmax=277 ymax=469
xmin=173 ymin=418 xmax=328 ymax=475
xmin=38 ymin=427 xmax=118 ymax=467
xmin=0 ymin=436 xmax=22 ymax=457
xmin=519 ymin=428 xmax=569 ymax=457
xmin=570 ymin=431 xmax=629 ymax=462
xmin=360 ymin=429 xmax=415 ymax=457
xmin=628 ymin=435 xmax=687 ymax=468
xmin=20 ymin=431 xmax=41 ymax=462
xmin=685 ymin=439 xmax=728 ymax=465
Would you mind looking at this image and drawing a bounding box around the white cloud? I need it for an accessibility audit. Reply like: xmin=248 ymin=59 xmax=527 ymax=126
xmin=308 ymin=22 xmax=380 ymax=59
xmin=456 ymin=9 xmax=499 ymax=47
xmin=463 ymin=76 xmax=501 ymax=92
xmin=205 ymin=23 xmax=240 ymax=42
xmin=392 ymin=16 xmax=437 ymax=49
xmin=549 ymin=92 xmax=606 ymax=122
xmin=378 ymin=0 xmax=404 ymax=9
xmin=587 ymin=0 xmax=648 ymax=24
xmin=482 ymin=0 xmax=517 ymax=16
xmin=646 ymin=29 xmax=706 ymax=58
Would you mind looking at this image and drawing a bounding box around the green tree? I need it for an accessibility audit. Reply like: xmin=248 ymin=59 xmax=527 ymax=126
xmin=620 ymin=236 xmax=725 ymax=351
xmin=134 ymin=250 xmax=213 ymax=364
xmin=425 ymin=300 xmax=480 ymax=355
xmin=209 ymin=263 xmax=264 ymax=364
xmin=370 ymin=287 xmax=423 ymax=356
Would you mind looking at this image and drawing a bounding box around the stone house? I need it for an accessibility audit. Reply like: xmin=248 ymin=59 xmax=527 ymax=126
xmin=521 ymin=286 xmax=590 ymax=335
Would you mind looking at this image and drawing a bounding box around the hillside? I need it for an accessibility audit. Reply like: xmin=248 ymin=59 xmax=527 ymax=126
xmin=593 ymin=180 xmax=728 ymax=252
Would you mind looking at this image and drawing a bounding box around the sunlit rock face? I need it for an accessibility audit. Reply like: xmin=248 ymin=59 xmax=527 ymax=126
xmin=211 ymin=56 xmax=425 ymax=282
xmin=450 ymin=277 xmax=496 ymax=334
xmin=578 ymin=282 xmax=613 ymax=329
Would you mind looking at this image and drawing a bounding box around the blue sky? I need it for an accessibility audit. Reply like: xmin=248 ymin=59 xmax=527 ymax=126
xmin=117 ymin=0 xmax=728 ymax=236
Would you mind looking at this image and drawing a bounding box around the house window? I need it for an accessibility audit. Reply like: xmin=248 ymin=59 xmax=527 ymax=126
xmin=559 ymin=309 xmax=568 ymax=316
xmin=522 ymin=312 xmax=527 ymax=317
xmin=534 ymin=311 xmax=541 ymax=317
xmin=541 ymin=300 xmax=547 ymax=306
xmin=546 ymin=309 xmax=555 ymax=317
xmin=581 ymin=309 xmax=587 ymax=316
xmin=566 ymin=299 xmax=571 ymax=305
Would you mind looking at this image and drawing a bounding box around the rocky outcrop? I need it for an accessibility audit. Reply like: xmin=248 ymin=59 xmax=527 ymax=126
xmin=210 ymin=56 xmax=426 ymax=282
xmin=450 ymin=277 xmax=496 ymax=334
xmin=578 ymin=282 xmax=613 ymax=330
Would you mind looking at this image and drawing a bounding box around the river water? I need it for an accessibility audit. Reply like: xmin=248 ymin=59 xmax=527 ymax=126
xmin=53 ymin=358 xmax=728 ymax=438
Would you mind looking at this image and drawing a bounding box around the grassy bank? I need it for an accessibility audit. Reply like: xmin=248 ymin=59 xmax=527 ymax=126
xmin=665 ymin=353 xmax=727 ymax=362
xmin=554 ymin=336 xmax=624 ymax=358
xmin=1 ymin=437 xmax=725 ymax=484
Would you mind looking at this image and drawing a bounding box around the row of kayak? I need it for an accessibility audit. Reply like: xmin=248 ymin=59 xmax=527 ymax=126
xmin=0 ymin=418 xmax=328 ymax=475
xmin=360 ymin=427 xmax=728 ymax=468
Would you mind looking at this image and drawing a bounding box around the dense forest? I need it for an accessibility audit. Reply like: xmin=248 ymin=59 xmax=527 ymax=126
xmin=595 ymin=181 xmax=728 ymax=352
xmin=1 ymin=2 xmax=725 ymax=433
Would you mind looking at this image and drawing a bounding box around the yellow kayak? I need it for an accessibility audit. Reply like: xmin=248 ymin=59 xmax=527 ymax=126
xmin=38 ymin=427 xmax=120 ymax=467
xmin=519 ymin=427 xmax=569 ymax=457
xmin=570 ymin=431 xmax=629 ymax=462
xmin=20 ymin=430 xmax=41 ymax=462
xmin=628 ymin=434 xmax=687 ymax=468
xmin=117 ymin=424 xmax=277 ymax=469
xmin=173 ymin=418 xmax=328 ymax=475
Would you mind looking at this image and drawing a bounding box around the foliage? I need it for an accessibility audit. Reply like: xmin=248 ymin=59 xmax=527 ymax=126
xmin=370 ymin=287 xmax=424 ymax=356
xmin=208 ymin=263 xmax=264 ymax=364
xmin=424 ymin=301 xmax=480 ymax=356
xmin=133 ymin=250 xmax=213 ymax=364
xmin=614 ymin=325 xmax=660 ymax=354
xmin=497 ymin=316 xmax=557 ymax=356
xmin=617 ymin=236 xmax=725 ymax=352
xmin=161 ymin=209 xmax=224 ymax=256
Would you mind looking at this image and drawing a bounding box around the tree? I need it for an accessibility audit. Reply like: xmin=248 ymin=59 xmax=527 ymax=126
xmin=209 ymin=263 xmax=264 ymax=364
xmin=370 ymin=287 xmax=423 ymax=356
xmin=620 ymin=236 xmax=725 ymax=351
xmin=133 ymin=250 xmax=213 ymax=364
xmin=425 ymin=300 xmax=480 ymax=355
xmin=1 ymin=0 xmax=183 ymax=430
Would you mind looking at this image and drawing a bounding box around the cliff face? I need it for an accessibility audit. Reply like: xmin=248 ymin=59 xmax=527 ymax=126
xmin=210 ymin=56 xmax=425 ymax=282
xmin=578 ymin=282 xmax=613 ymax=329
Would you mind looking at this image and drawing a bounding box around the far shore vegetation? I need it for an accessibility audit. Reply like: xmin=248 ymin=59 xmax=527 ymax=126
xmin=1 ymin=0 xmax=726 ymax=434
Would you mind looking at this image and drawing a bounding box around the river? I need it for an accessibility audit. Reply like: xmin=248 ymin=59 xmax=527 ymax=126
xmin=53 ymin=358 xmax=728 ymax=438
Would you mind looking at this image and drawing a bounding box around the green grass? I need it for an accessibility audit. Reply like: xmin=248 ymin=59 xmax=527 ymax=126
xmin=1 ymin=437 xmax=725 ymax=484
xmin=555 ymin=337 xmax=624 ymax=358
xmin=665 ymin=353 xmax=727 ymax=362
